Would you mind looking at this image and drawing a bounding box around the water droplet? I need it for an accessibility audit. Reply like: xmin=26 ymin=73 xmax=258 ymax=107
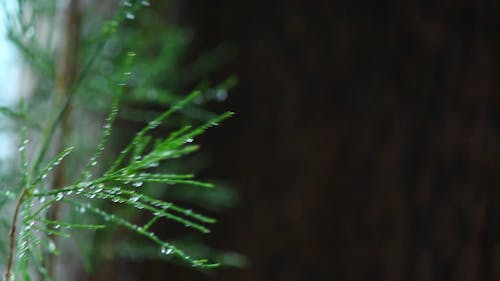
xmin=160 ymin=151 xmax=172 ymax=157
xmin=26 ymin=221 xmax=34 ymax=230
xmin=125 ymin=12 xmax=135 ymax=20
xmin=141 ymin=0 xmax=150 ymax=6
xmin=79 ymin=182 xmax=92 ymax=188
xmin=123 ymin=1 xmax=132 ymax=7
xmin=185 ymin=138 xmax=194 ymax=143
xmin=161 ymin=247 xmax=173 ymax=255
xmin=132 ymin=181 xmax=143 ymax=187
xmin=129 ymin=195 xmax=141 ymax=202
xmin=48 ymin=240 xmax=56 ymax=253
xmin=55 ymin=193 xmax=63 ymax=201
xmin=216 ymin=89 xmax=228 ymax=101
xmin=147 ymin=162 xmax=159 ymax=168
xmin=91 ymin=160 xmax=98 ymax=166
xmin=149 ymin=120 xmax=160 ymax=128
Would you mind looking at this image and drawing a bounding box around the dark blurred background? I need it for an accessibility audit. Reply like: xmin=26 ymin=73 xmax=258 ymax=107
xmin=135 ymin=1 xmax=499 ymax=280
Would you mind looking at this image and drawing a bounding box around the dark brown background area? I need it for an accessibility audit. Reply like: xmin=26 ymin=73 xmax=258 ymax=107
xmin=142 ymin=1 xmax=499 ymax=281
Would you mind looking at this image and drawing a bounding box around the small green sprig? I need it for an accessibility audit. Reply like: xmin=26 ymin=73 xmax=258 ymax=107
xmin=21 ymin=91 xmax=232 ymax=269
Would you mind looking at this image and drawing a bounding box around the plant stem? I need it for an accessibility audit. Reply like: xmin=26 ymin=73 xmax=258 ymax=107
xmin=5 ymin=189 xmax=29 ymax=281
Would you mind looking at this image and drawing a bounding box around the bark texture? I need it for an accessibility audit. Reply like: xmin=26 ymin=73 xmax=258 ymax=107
xmin=170 ymin=1 xmax=499 ymax=281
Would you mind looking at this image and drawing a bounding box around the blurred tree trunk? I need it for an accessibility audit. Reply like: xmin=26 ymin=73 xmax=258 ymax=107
xmin=157 ymin=1 xmax=499 ymax=281
xmin=50 ymin=0 xmax=81 ymax=280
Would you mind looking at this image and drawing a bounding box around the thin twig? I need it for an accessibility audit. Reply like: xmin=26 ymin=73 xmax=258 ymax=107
xmin=5 ymin=189 xmax=29 ymax=281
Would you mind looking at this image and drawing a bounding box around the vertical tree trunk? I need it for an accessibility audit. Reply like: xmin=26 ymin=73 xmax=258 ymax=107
xmin=49 ymin=0 xmax=81 ymax=279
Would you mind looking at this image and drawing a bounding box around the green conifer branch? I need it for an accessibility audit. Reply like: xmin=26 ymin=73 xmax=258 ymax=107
xmin=2 ymin=1 xmax=235 ymax=279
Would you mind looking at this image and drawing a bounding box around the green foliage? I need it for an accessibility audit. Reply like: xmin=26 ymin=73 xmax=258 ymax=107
xmin=0 ymin=1 xmax=237 ymax=280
